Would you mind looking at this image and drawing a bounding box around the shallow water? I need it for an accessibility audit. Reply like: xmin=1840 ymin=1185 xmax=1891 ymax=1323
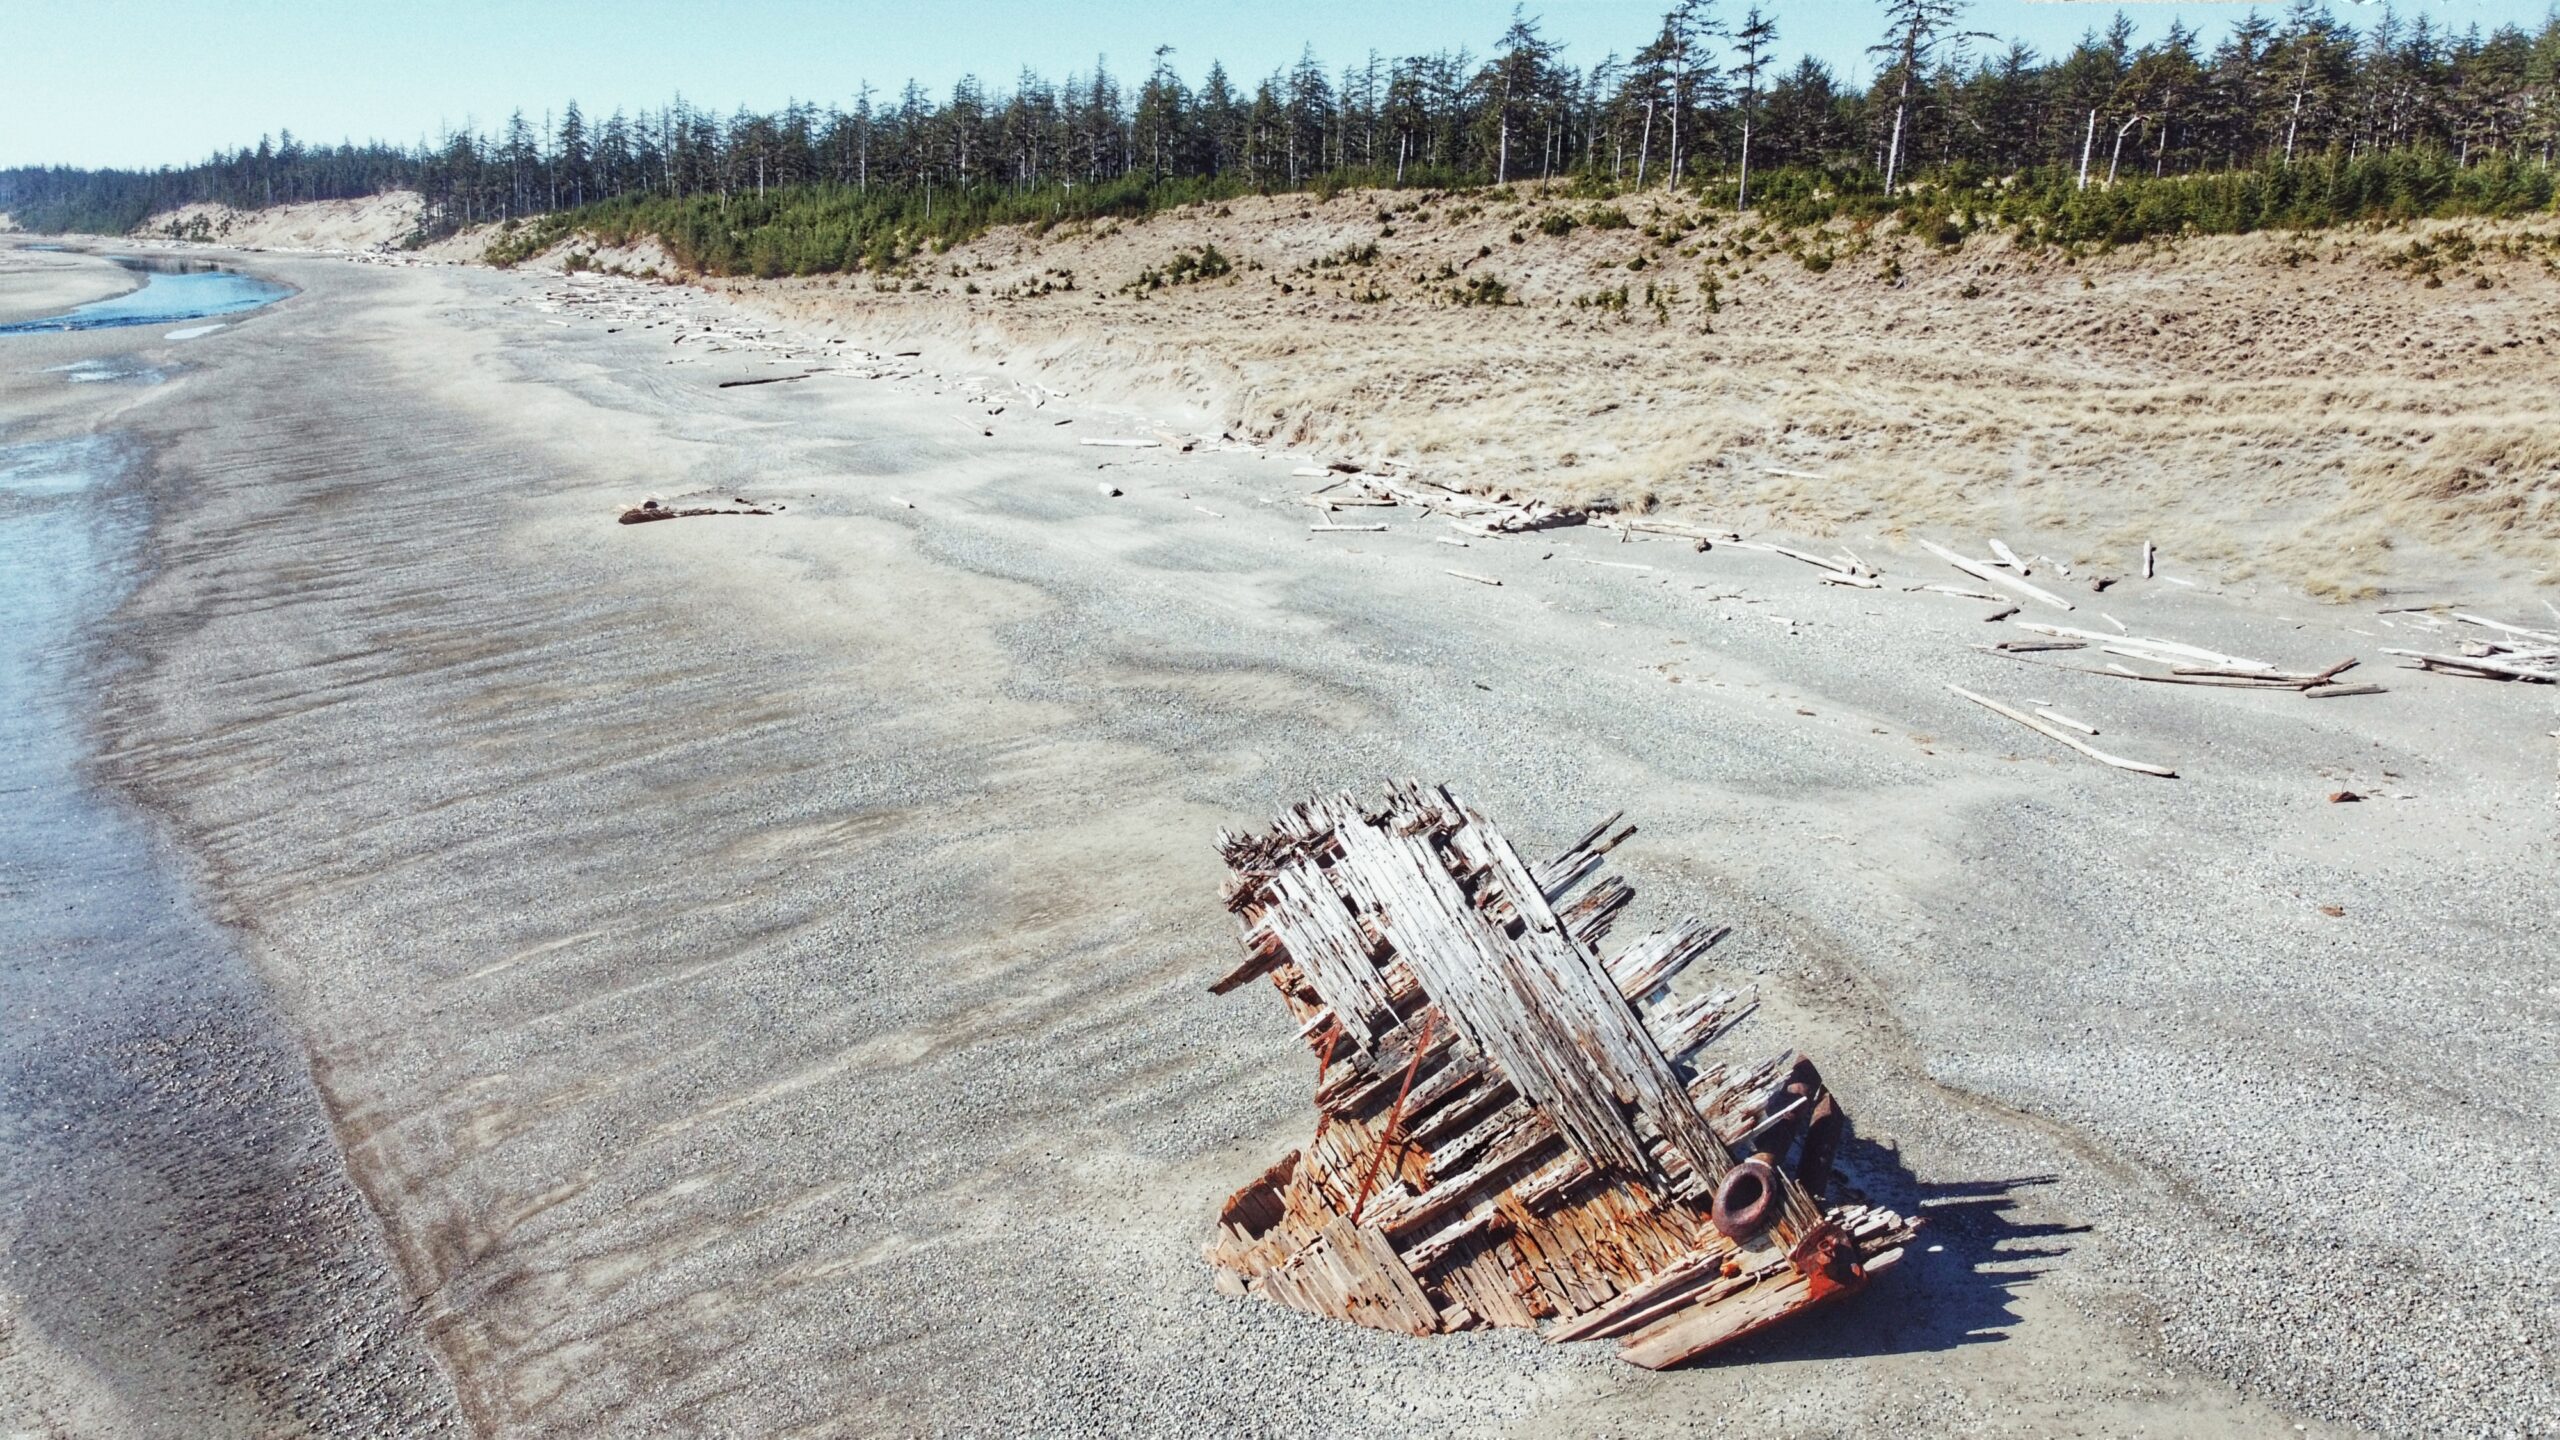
xmin=0 ymin=258 xmax=293 ymax=335
xmin=0 ymin=434 xmax=440 ymax=1432
xmin=0 ymin=434 xmax=234 ymax=1422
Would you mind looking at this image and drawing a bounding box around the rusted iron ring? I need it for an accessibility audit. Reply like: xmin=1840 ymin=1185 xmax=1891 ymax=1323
xmin=1711 ymin=1155 xmax=1781 ymax=1239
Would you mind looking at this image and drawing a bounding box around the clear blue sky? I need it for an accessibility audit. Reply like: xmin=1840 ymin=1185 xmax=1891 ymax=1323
xmin=4 ymin=0 xmax=2544 ymax=169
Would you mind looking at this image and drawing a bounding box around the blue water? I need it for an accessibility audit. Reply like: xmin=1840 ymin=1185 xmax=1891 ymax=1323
xmin=0 ymin=259 xmax=293 ymax=335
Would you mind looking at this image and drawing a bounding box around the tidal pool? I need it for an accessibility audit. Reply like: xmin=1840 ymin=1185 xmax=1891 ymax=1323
xmin=0 ymin=257 xmax=293 ymax=335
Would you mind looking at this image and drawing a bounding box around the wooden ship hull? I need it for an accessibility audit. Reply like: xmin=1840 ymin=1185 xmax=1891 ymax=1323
xmin=1206 ymin=782 xmax=1915 ymax=1369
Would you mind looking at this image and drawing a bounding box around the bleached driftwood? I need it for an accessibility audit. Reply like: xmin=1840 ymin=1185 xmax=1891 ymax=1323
xmin=1616 ymin=519 xmax=1742 ymax=546
xmin=2452 ymin=612 xmax=2560 ymax=644
xmin=2012 ymin=622 xmax=2269 ymax=671
xmin=1947 ymin=684 xmax=2177 ymax=777
xmin=1920 ymin=540 xmax=2074 ymax=612
xmin=2383 ymin=648 xmax=2558 ymax=683
xmin=1735 ymin=541 xmax=1872 ymax=578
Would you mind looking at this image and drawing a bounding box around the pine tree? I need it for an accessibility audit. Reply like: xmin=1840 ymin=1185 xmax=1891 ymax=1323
xmin=1732 ymin=5 xmax=1777 ymax=206
xmin=1483 ymin=10 xmax=1559 ymax=184
xmin=1869 ymin=0 xmax=1981 ymax=193
xmin=556 ymin=102 xmax=590 ymax=207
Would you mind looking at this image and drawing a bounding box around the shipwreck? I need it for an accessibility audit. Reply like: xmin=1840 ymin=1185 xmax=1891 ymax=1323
xmin=1206 ymin=781 xmax=1915 ymax=1368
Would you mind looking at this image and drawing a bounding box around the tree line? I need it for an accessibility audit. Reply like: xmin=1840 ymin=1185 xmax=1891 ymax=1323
xmin=6 ymin=2 xmax=2558 ymax=246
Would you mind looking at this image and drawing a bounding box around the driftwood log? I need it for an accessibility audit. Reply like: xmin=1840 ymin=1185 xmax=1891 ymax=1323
xmin=1206 ymin=783 xmax=1915 ymax=1368
xmin=617 ymin=498 xmax=774 ymax=525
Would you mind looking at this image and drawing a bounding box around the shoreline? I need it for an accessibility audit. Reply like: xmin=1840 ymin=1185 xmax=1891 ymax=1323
xmin=0 ymin=246 xmax=143 ymax=325
xmin=6 ymin=240 xmax=2551 ymax=1433
xmin=0 ymin=366 xmax=464 ymax=1435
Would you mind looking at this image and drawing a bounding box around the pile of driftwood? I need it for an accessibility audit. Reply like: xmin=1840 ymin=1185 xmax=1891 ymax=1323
xmin=1295 ymin=468 xmax=1590 ymax=538
xmin=1207 ymin=783 xmax=1913 ymax=1368
xmin=2383 ymin=612 xmax=2559 ymax=684
xmin=511 ymin=272 xmax=926 ymax=382
xmin=1983 ymin=623 xmax=2381 ymax=699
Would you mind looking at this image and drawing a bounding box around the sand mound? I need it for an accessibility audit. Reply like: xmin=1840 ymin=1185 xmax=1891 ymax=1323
xmin=142 ymin=192 xmax=427 ymax=252
xmin=517 ymin=232 xmax=680 ymax=279
xmin=707 ymin=187 xmax=2560 ymax=598
xmin=385 ymin=222 xmax=678 ymax=278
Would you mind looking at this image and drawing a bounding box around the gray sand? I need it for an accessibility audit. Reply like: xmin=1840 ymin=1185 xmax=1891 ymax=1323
xmin=4 ymin=245 xmax=2554 ymax=1436
xmin=0 ymin=249 xmax=139 ymax=325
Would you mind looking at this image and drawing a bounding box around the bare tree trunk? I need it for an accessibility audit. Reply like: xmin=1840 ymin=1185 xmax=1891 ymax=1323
xmin=1668 ymin=75 xmax=1682 ymax=189
xmin=1637 ymin=98 xmax=1654 ymax=188
xmin=1883 ymin=97 xmax=1908 ymax=193
xmin=2107 ymin=115 xmax=2140 ymax=185
xmin=2284 ymin=60 xmax=2307 ymax=162
xmin=1737 ymin=113 xmax=1753 ymax=209
xmin=2078 ymin=108 xmax=2097 ymax=189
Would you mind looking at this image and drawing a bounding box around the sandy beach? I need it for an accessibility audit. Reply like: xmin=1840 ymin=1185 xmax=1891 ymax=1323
xmin=0 ymin=239 xmax=2552 ymax=1436
xmin=0 ymin=247 xmax=139 ymax=325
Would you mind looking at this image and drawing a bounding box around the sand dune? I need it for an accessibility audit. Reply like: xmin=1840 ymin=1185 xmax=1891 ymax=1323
xmin=141 ymin=191 xmax=428 ymax=253
xmin=669 ymin=187 xmax=2560 ymax=600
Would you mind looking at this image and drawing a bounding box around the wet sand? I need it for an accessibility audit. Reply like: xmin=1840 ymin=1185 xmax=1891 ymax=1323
xmin=0 ymin=249 xmax=140 ymax=326
xmin=0 ymin=295 xmax=461 ymax=1433
xmin=5 ymin=243 xmax=2553 ymax=1435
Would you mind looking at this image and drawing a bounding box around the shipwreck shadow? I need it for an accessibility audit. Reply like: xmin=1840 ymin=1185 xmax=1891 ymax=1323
xmin=1696 ymin=1136 xmax=2083 ymax=1366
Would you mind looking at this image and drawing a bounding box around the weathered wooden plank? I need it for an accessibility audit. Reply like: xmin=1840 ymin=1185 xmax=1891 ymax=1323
xmin=1608 ymin=920 xmax=1729 ymax=1001
xmin=1620 ymin=1262 xmax=1855 ymax=1369
xmin=1459 ymin=799 xmax=1733 ymax=1190
xmin=1259 ymin=860 xmax=1398 ymax=1049
xmin=1558 ymin=875 xmax=1635 ymax=949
